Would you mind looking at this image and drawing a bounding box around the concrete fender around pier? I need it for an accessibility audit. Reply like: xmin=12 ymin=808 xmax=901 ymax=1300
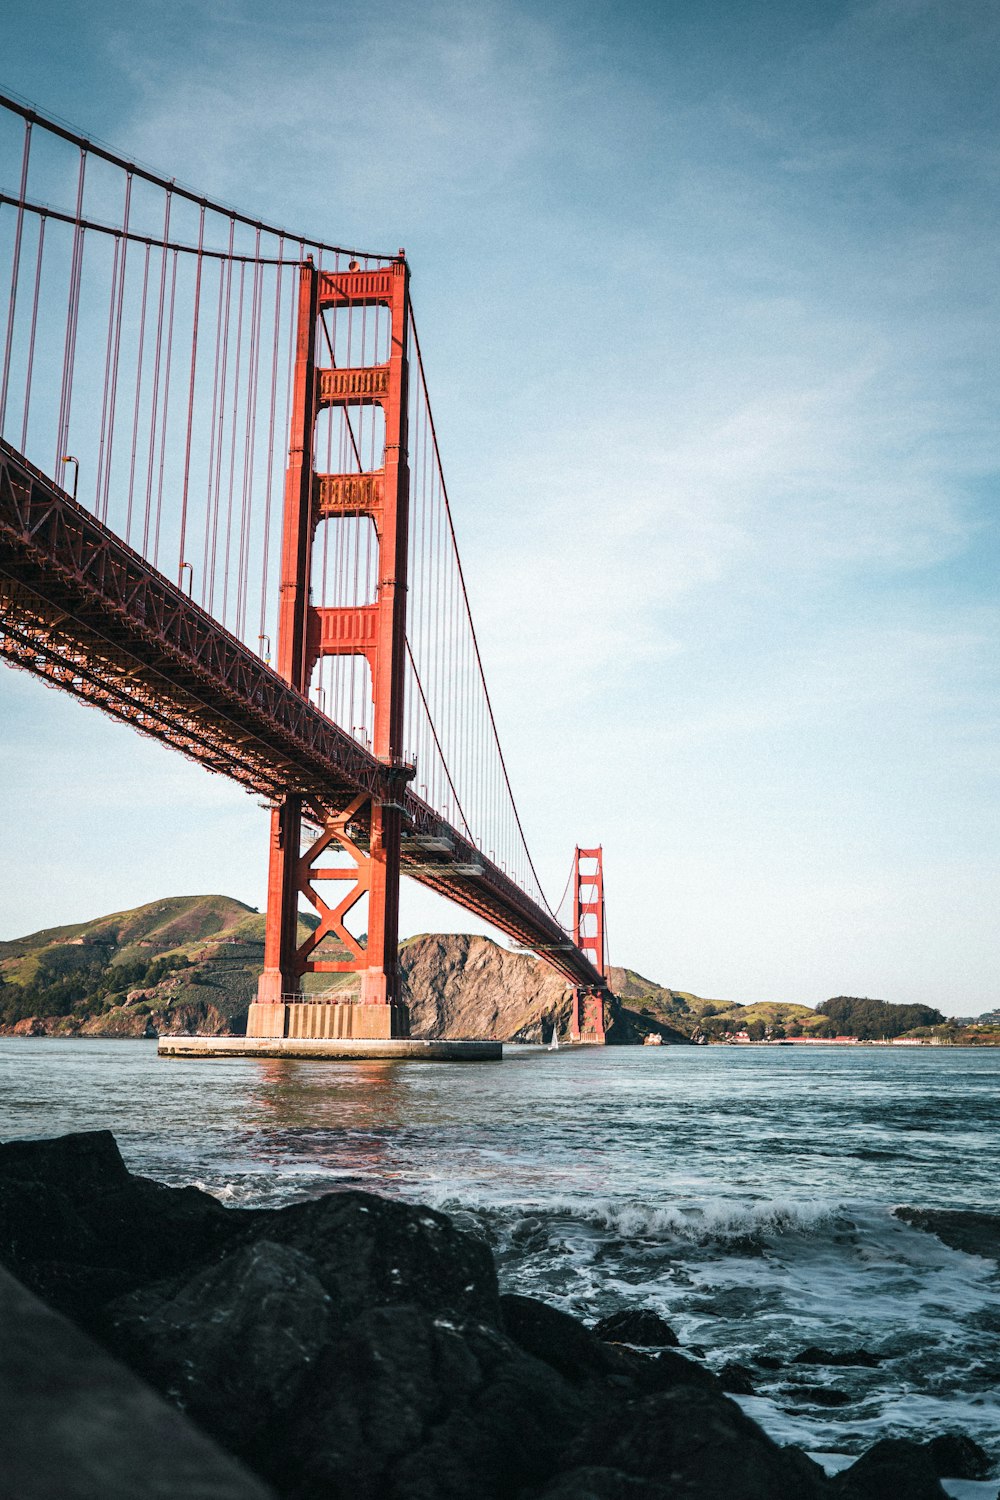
xmin=157 ymin=1035 xmax=502 ymax=1061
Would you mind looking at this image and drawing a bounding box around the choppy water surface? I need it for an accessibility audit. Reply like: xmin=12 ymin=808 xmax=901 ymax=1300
xmin=1 ymin=1039 xmax=998 ymax=1475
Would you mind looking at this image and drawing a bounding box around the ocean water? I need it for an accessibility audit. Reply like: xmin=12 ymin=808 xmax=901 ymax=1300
xmin=1 ymin=1038 xmax=998 ymax=1485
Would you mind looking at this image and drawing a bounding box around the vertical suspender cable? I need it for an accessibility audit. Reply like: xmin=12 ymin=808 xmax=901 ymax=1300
xmin=152 ymin=248 xmax=179 ymax=567
xmin=19 ymin=214 xmax=45 ymax=453
xmin=220 ymin=257 xmax=247 ymax=626
xmin=142 ymin=190 xmax=172 ymax=555
xmin=124 ymin=242 xmax=151 ymax=544
xmin=95 ymin=233 xmax=122 ymax=515
xmin=237 ymin=229 xmax=264 ymax=638
xmin=55 ymin=147 xmax=88 ymax=476
xmin=410 ymin=312 xmax=558 ymax=916
xmin=178 ymin=203 xmax=205 ymax=583
xmin=0 ymin=117 xmax=31 ymax=435
xmin=208 ymin=220 xmax=236 ymax=613
xmin=202 ymin=254 xmax=227 ymax=604
xmin=258 ymin=234 xmax=285 ymax=655
xmin=100 ymin=171 xmax=132 ymax=525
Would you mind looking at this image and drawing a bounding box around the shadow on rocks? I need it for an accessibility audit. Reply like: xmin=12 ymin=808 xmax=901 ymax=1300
xmin=834 ymin=1439 xmax=948 ymax=1499
xmin=538 ymin=1468 xmax=673 ymax=1499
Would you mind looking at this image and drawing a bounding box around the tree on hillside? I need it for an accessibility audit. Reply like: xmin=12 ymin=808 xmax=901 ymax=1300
xmin=817 ymin=996 xmax=944 ymax=1040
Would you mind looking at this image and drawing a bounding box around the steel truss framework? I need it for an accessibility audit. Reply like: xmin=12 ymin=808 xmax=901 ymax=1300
xmin=0 ymin=437 xmax=604 ymax=990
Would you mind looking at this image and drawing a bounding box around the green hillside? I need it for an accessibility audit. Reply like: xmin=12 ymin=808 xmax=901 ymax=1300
xmin=0 ymin=896 xmax=285 ymax=1033
xmin=605 ymin=965 xmax=830 ymax=1040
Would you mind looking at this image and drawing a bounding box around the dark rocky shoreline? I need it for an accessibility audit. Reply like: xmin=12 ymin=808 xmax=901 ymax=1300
xmin=0 ymin=1130 xmax=993 ymax=1499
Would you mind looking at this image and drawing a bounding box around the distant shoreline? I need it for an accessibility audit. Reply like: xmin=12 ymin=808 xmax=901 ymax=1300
xmin=1 ymin=1032 xmax=998 ymax=1048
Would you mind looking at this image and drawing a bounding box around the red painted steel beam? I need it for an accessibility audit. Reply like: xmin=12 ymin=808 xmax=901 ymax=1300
xmin=0 ymin=438 xmax=604 ymax=990
xmin=570 ymin=844 xmax=609 ymax=1042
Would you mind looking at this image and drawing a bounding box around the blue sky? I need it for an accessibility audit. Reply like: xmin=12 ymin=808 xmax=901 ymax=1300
xmin=1 ymin=0 xmax=998 ymax=1012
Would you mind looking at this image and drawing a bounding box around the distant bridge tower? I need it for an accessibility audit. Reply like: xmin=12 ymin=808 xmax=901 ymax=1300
xmin=569 ymin=845 xmax=609 ymax=1043
xmin=249 ymin=254 xmax=413 ymax=1042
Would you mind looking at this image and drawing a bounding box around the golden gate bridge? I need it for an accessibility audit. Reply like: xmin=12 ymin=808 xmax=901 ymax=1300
xmin=0 ymin=94 xmax=609 ymax=1047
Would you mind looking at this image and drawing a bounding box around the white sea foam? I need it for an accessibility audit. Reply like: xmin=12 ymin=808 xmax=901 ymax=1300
xmin=580 ymin=1195 xmax=842 ymax=1243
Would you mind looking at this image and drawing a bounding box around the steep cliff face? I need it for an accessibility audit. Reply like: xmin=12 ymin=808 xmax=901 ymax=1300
xmin=402 ymin=934 xmax=574 ymax=1042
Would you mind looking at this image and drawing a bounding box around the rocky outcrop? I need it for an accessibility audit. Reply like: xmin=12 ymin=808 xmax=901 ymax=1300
xmin=894 ymin=1206 xmax=1000 ymax=1261
xmin=1 ymin=1129 xmax=841 ymax=1500
xmin=924 ymin=1432 xmax=992 ymax=1481
xmin=402 ymin=933 xmax=574 ymax=1042
xmin=400 ymin=933 xmax=651 ymax=1043
xmin=834 ymin=1438 xmax=947 ymax=1498
xmin=593 ymin=1308 xmax=680 ymax=1347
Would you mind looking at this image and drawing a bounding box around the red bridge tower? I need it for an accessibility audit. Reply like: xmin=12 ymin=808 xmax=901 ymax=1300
xmin=569 ymin=845 xmax=609 ymax=1043
xmin=249 ymin=255 xmax=413 ymax=1042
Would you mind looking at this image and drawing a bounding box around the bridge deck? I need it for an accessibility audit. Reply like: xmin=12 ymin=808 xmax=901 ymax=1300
xmin=0 ymin=440 xmax=601 ymax=989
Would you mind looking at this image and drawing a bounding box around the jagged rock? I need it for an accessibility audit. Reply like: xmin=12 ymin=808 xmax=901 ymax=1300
xmin=247 ymin=1189 xmax=500 ymax=1328
xmin=649 ymin=1346 xmax=722 ymax=1392
xmin=924 ymin=1431 xmax=992 ymax=1480
xmin=587 ymin=1385 xmax=831 ymax=1498
xmin=593 ymin=1308 xmax=679 ymax=1347
xmin=0 ymin=1132 xmax=497 ymax=1334
xmin=784 ymin=1384 xmax=852 ymax=1406
xmin=401 ymin=933 xmax=640 ymax=1043
xmin=895 ymin=1206 xmax=1000 ymax=1261
xmin=502 ymin=1294 xmax=718 ymax=1400
xmin=403 ymin=933 xmax=574 ymax=1042
xmin=792 ymin=1346 xmax=881 ymax=1368
xmin=0 ymin=1130 xmax=241 ymax=1327
xmin=500 ymin=1292 xmax=673 ymax=1393
xmin=108 ymin=1241 xmax=331 ymax=1464
xmin=718 ymin=1361 xmax=756 ymax=1394
xmin=284 ymin=1303 xmax=585 ymax=1500
xmin=537 ymin=1468 xmax=673 ymax=1499
xmin=754 ymin=1352 xmax=783 ymax=1369
xmin=835 ymin=1438 xmax=948 ymax=1498
xmin=0 ymin=1128 xmax=132 ymax=1193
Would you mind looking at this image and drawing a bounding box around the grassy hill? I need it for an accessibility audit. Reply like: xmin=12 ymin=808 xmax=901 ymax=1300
xmin=0 ymin=896 xmax=270 ymax=1035
xmin=604 ymin=965 xmax=832 ymax=1040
